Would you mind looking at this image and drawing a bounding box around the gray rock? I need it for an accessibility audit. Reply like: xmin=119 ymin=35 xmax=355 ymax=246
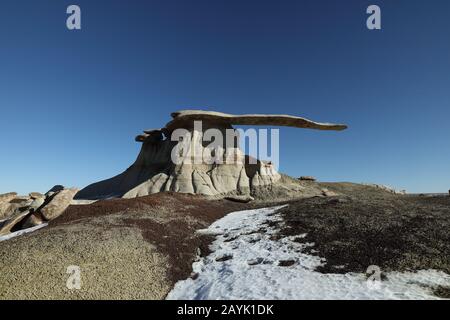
xmin=215 ymin=253 xmax=233 ymax=262
xmin=247 ymin=258 xmax=263 ymax=265
xmin=0 ymin=192 xmax=17 ymax=204
xmin=29 ymin=197 xmax=45 ymax=211
xmin=225 ymin=195 xmax=255 ymax=203
xmin=0 ymin=193 xmax=19 ymax=220
xmin=29 ymin=192 xmax=44 ymax=200
xmin=0 ymin=210 xmax=30 ymax=236
xmin=10 ymin=196 xmax=31 ymax=204
xmin=45 ymin=185 xmax=65 ymax=196
xmin=40 ymin=188 xmax=78 ymax=221
xmin=21 ymin=213 xmax=44 ymax=229
xmin=76 ymin=110 xmax=347 ymax=200
xmin=167 ymin=110 xmax=348 ymax=132
xmin=299 ymin=176 xmax=316 ymax=181
xmin=322 ymin=188 xmax=338 ymax=197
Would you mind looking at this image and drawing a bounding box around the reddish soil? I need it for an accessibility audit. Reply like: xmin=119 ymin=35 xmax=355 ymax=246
xmin=52 ymin=192 xmax=250 ymax=285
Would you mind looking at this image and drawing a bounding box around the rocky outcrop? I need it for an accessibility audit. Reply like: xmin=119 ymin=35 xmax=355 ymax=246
xmin=0 ymin=186 xmax=78 ymax=238
xmin=40 ymin=188 xmax=78 ymax=220
xmin=76 ymin=110 xmax=347 ymax=200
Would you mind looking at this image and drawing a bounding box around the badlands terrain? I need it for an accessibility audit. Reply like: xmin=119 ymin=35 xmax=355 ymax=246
xmin=1 ymin=181 xmax=449 ymax=299
xmin=1 ymin=110 xmax=449 ymax=299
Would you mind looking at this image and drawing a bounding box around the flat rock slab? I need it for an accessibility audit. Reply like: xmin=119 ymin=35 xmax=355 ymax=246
xmin=40 ymin=188 xmax=78 ymax=221
xmin=225 ymin=195 xmax=255 ymax=203
xmin=166 ymin=110 xmax=348 ymax=132
xmin=0 ymin=192 xmax=17 ymax=204
xmin=0 ymin=210 xmax=30 ymax=236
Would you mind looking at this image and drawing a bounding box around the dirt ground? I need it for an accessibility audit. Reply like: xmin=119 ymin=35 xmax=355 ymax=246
xmin=1 ymin=183 xmax=449 ymax=299
xmin=0 ymin=192 xmax=248 ymax=299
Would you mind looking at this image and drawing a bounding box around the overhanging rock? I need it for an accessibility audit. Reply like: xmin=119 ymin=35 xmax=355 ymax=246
xmin=75 ymin=110 xmax=347 ymax=200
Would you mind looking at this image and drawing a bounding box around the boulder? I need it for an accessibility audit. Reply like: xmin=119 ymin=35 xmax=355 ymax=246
xmin=322 ymin=188 xmax=338 ymax=197
xmin=0 ymin=192 xmax=17 ymax=204
xmin=29 ymin=197 xmax=45 ymax=211
xmin=0 ymin=193 xmax=19 ymax=220
xmin=225 ymin=195 xmax=255 ymax=203
xmin=29 ymin=192 xmax=44 ymax=200
xmin=1 ymin=195 xmax=31 ymax=220
xmin=10 ymin=196 xmax=31 ymax=204
xmin=22 ymin=212 xmax=44 ymax=229
xmin=0 ymin=210 xmax=30 ymax=236
xmin=299 ymin=176 xmax=316 ymax=181
xmin=40 ymin=188 xmax=78 ymax=221
xmin=45 ymin=185 xmax=65 ymax=196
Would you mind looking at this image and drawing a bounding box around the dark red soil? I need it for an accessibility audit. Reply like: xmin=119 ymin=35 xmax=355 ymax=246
xmin=52 ymin=192 xmax=249 ymax=285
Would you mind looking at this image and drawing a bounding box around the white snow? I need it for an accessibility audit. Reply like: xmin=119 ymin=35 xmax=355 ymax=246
xmin=167 ymin=206 xmax=450 ymax=300
xmin=0 ymin=223 xmax=48 ymax=242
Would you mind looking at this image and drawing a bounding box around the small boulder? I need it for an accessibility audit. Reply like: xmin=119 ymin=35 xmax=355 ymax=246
xmin=29 ymin=192 xmax=44 ymax=200
xmin=215 ymin=253 xmax=233 ymax=262
xmin=22 ymin=212 xmax=44 ymax=229
xmin=224 ymin=195 xmax=254 ymax=203
xmin=0 ymin=193 xmax=19 ymax=220
xmin=45 ymin=185 xmax=65 ymax=197
xmin=0 ymin=192 xmax=17 ymax=204
xmin=278 ymin=259 xmax=296 ymax=267
xmin=10 ymin=196 xmax=31 ymax=204
xmin=29 ymin=197 xmax=45 ymax=211
xmin=247 ymin=258 xmax=263 ymax=265
xmin=0 ymin=210 xmax=30 ymax=236
xmin=322 ymin=188 xmax=338 ymax=197
xmin=40 ymin=188 xmax=78 ymax=221
xmin=190 ymin=272 xmax=199 ymax=280
xmin=299 ymin=176 xmax=316 ymax=181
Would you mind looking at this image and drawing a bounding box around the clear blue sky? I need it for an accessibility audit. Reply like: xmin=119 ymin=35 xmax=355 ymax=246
xmin=1 ymin=0 xmax=449 ymax=194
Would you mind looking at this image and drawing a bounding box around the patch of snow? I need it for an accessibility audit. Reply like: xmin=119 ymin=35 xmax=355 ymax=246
xmin=167 ymin=206 xmax=450 ymax=300
xmin=0 ymin=223 xmax=48 ymax=242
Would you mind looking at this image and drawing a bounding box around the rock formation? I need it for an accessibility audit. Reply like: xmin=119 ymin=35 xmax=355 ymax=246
xmin=0 ymin=186 xmax=78 ymax=237
xmin=76 ymin=110 xmax=347 ymax=200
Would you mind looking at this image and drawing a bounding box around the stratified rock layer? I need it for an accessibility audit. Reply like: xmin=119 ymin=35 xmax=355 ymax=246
xmin=76 ymin=110 xmax=347 ymax=200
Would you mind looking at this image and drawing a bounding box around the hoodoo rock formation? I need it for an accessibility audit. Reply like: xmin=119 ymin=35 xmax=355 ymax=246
xmin=76 ymin=110 xmax=347 ymax=200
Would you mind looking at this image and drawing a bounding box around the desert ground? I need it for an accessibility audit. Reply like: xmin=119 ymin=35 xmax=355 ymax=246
xmin=1 ymin=180 xmax=449 ymax=299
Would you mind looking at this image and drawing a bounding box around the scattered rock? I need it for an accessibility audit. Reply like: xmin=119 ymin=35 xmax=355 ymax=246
xmin=327 ymin=197 xmax=348 ymax=205
xmin=278 ymin=259 xmax=296 ymax=267
xmin=215 ymin=253 xmax=233 ymax=262
xmin=247 ymin=258 xmax=263 ymax=265
xmin=225 ymin=195 xmax=255 ymax=203
xmin=10 ymin=196 xmax=31 ymax=204
xmin=190 ymin=272 xmax=199 ymax=280
xmin=0 ymin=193 xmax=19 ymax=220
xmin=0 ymin=210 xmax=30 ymax=236
xmin=22 ymin=212 xmax=44 ymax=229
xmin=29 ymin=197 xmax=45 ymax=211
xmin=0 ymin=192 xmax=17 ymax=204
xmin=299 ymin=176 xmax=316 ymax=181
xmin=29 ymin=192 xmax=44 ymax=200
xmin=45 ymin=185 xmax=65 ymax=196
xmin=322 ymin=188 xmax=338 ymax=197
xmin=40 ymin=188 xmax=78 ymax=221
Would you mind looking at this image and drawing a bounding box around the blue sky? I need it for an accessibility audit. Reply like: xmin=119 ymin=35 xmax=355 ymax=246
xmin=1 ymin=0 xmax=449 ymax=194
